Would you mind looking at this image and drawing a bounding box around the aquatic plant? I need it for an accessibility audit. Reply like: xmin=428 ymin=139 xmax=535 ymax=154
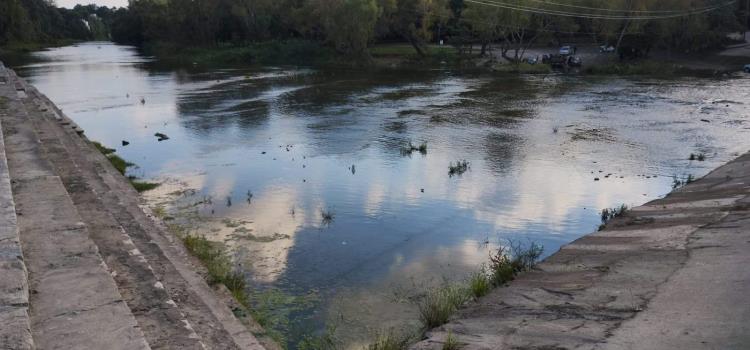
xmin=131 ymin=180 xmax=160 ymax=192
xmin=321 ymin=209 xmax=335 ymax=226
xmin=400 ymin=141 xmax=428 ymax=156
xmin=448 ymin=160 xmax=470 ymax=177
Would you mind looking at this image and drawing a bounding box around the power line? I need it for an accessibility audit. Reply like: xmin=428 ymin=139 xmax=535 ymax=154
xmin=464 ymin=0 xmax=737 ymax=20
xmin=521 ymin=0 xmax=729 ymax=14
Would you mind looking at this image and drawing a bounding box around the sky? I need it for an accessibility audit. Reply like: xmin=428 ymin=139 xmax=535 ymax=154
xmin=56 ymin=0 xmax=128 ymax=8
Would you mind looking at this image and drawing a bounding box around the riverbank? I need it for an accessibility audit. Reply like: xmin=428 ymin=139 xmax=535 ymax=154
xmin=0 ymin=64 xmax=270 ymax=350
xmin=141 ymin=39 xmax=749 ymax=76
xmin=412 ymin=151 xmax=750 ymax=349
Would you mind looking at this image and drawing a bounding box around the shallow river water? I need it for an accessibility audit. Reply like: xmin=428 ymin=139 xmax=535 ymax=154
xmin=9 ymin=42 xmax=750 ymax=347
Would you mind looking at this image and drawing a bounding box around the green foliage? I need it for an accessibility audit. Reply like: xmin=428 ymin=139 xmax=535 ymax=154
xmin=448 ymin=160 xmax=469 ymax=176
xmin=584 ymin=61 xmax=681 ymax=76
xmin=672 ymin=174 xmax=696 ymax=190
xmin=418 ymin=284 xmax=471 ymax=328
xmin=298 ymin=325 xmax=339 ymax=350
xmin=493 ymin=63 xmax=552 ymax=74
xmin=92 ymin=141 xmax=116 ymax=155
xmin=366 ymin=329 xmax=415 ymax=350
xmin=442 ymin=331 xmax=461 ymax=350
xmin=600 ymin=204 xmax=629 ymax=225
xmin=92 ymin=140 xmax=161 ymax=192
xmin=130 ymin=180 xmax=160 ymax=192
xmin=106 ymin=154 xmax=134 ymax=175
xmin=489 ymin=241 xmax=544 ymax=286
xmin=468 ymin=267 xmax=491 ymax=298
xmin=0 ymin=1 xmax=114 ymax=47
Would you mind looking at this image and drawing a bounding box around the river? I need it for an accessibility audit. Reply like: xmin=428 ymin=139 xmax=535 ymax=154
xmin=8 ymin=41 xmax=750 ymax=348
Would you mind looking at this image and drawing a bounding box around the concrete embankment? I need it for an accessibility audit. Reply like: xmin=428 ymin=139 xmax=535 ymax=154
xmin=413 ymin=152 xmax=750 ymax=349
xmin=0 ymin=63 xmax=265 ymax=349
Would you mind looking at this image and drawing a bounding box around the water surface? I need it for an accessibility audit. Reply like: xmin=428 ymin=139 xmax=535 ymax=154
xmin=12 ymin=42 xmax=750 ymax=347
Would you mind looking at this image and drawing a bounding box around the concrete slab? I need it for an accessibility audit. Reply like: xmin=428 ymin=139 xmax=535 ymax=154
xmin=413 ymin=153 xmax=750 ymax=349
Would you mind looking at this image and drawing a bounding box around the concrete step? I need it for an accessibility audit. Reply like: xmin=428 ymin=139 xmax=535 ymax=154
xmin=0 ymin=70 xmax=150 ymax=350
xmin=12 ymin=71 xmax=263 ymax=349
xmin=0 ymin=69 xmax=33 ymax=350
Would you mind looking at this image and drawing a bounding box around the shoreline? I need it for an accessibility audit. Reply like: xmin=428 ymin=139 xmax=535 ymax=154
xmin=412 ymin=151 xmax=750 ymax=349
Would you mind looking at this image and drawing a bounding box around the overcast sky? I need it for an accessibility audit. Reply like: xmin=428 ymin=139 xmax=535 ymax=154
xmin=56 ymin=0 xmax=128 ymax=8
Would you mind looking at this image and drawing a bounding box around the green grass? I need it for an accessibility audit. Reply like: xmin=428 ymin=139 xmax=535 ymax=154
xmin=149 ymin=39 xmax=334 ymax=67
xmin=672 ymin=174 xmax=696 ymax=190
xmin=104 ymin=153 xmax=133 ymax=175
xmin=91 ymin=140 xmax=160 ymax=192
xmin=366 ymin=329 xmax=415 ymax=350
xmin=584 ymin=61 xmax=681 ymax=76
xmin=418 ymin=284 xmax=471 ymax=329
xmin=489 ymin=241 xmax=544 ymax=286
xmin=298 ymin=325 xmax=339 ymax=350
xmin=91 ymin=141 xmax=116 ymax=155
xmin=442 ymin=332 xmax=461 ymax=350
xmin=600 ymin=204 xmax=629 ymax=227
xmin=493 ymin=62 xmax=552 ymax=74
xmin=130 ymin=180 xmax=160 ymax=192
xmin=468 ymin=268 xmax=491 ymax=298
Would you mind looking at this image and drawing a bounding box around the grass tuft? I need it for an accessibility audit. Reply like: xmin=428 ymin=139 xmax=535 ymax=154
xmin=418 ymin=284 xmax=471 ymax=329
xmin=599 ymin=204 xmax=629 ymax=230
xmin=442 ymin=331 xmax=461 ymax=350
xmin=299 ymin=325 xmax=339 ymax=350
xmin=489 ymin=241 xmax=544 ymax=286
xmin=366 ymin=328 xmax=415 ymax=350
xmin=672 ymin=174 xmax=696 ymax=190
xmin=468 ymin=267 xmax=491 ymax=298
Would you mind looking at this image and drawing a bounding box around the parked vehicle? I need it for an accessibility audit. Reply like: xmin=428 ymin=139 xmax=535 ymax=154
xmin=559 ymin=46 xmax=572 ymax=55
xmin=599 ymin=45 xmax=615 ymax=53
xmin=525 ymin=56 xmax=539 ymax=65
xmin=568 ymin=56 xmax=583 ymax=67
xmin=745 ymin=64 xmax=750 ymax=73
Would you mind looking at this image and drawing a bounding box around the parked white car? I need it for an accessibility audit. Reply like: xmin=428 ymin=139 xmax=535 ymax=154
xmin=599 ymin=45 xmax=615 ymax=53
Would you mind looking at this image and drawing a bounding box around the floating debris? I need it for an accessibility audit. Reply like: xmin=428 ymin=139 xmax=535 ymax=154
xmin=154 ymin=132 xmax=169 ymax=141
xmin=122 ymin=140 xmax=130 ymax=146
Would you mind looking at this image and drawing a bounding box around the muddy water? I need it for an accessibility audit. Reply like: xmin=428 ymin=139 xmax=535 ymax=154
xmin=11 ymin=41 xmax=750 ymax=347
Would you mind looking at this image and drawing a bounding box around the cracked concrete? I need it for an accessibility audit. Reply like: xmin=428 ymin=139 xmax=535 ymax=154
xmin=413 ymin=153 xmax=750 ymax=349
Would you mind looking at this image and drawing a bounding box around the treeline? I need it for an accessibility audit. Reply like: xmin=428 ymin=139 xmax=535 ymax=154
xmin=0 ymin=0 xmax=115 ymax=47
xmin=109 ymin=0 xmax=747 ymax=59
